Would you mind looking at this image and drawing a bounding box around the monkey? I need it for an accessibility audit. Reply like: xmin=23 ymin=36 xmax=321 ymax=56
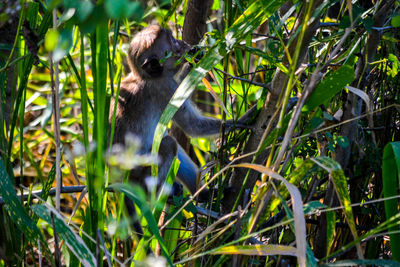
xmin=110 ymin=25 xmax=255 ymax=202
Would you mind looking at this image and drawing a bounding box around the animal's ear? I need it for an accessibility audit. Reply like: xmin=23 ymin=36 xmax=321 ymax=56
xmin=141 ymin=56 xmax=163 ymax=77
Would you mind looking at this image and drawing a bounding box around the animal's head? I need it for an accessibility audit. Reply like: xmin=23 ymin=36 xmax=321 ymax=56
xmin=127 ymin=25 xmax=190 ymax=79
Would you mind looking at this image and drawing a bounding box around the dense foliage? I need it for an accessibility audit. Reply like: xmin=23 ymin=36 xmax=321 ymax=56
xmin=0 ymin=0 xmax=400 ymax=266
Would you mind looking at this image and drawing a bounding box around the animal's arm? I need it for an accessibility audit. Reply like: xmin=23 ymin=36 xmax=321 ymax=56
xmin=173 ymin=100 xmax=222 ymax=137
xmin=173 ymin=101 xmax=258 ymax=137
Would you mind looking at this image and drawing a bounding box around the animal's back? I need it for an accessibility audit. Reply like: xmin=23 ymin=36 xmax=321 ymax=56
xmin=110 ymin=73 xmax=167 ymax=154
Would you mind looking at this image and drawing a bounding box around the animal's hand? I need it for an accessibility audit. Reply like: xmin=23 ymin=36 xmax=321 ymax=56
xmin=225 ymin=105 xmax=259 ymax=131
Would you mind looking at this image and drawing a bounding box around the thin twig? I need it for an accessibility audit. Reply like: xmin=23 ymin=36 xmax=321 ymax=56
xmin=50 ymin=9 xmax=62 ymax=211
xmin=251 ymin=33 xmax=282 ymax=41
xmin=0 ymin=185 xmax=86 ymax=204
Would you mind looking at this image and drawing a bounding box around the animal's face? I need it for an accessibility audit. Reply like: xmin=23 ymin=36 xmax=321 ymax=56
xmin=128 ymin=26 xmax=190 ymax=79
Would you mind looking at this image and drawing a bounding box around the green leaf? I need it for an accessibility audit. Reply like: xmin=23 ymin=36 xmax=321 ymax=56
xmin=161 ymin=0 xmax=183 ymax=27
xmin=211 ymin=0 xmax=220 ymax=10
xmin=336 ymin=136 xmax=349 ymax=148
xmin=303 ymin=201 xmax=326 ymax=214
xmin=0 ymin=159 xmax=44 ymax=243
xmin=382 ymin=142 xmax=400 ymax=262
xmin=105 ymin=0 xmax=142 ymax=20
xmin=41 ymin=163 xmax=56 ymax=201
xmin=45 ymin=29 xmax=59 ymax=51
xmin=388 ymin=53 xmax=399 ymax=63
xmin=362 ymin=17 xmax=374 ymax=33
xmin=303 ymin=116 xmax=324 ymax=135
xmin=392 ymin=15 xmax=400 ymax=27
xmin=303 ymin=65 xmax=355 ymax=112
xmin=76 ymin=1 xmax=94 ymax=21
xmin=77 ymin=6 xmax=105 ymax=34
xmin=31 ymin=204 xmax=96 ymax=267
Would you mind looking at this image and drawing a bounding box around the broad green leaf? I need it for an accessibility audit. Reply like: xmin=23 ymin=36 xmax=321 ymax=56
xmin=105 ymin=0 xmax=142 ymax=20
xmin=382 ymin=142 xmax=400 ymax=261
xmin=31 ymin=204 xmax=96 ymax=267
xmin=76 ymin=1 xmax=94 ymax=21
xmin=45 ymin=29 xmax=59 ymax=51
xmin=109 ymin=183 xmax=173 ymax=267
xmin=0 ymin=159 xmax=44 ymax=243
xmin=303 ymin=65 xmax=354 ymax=112
xmin=211 ymin=0 xmax=220 ymax=10
xmin=392 ymin=15 xmax=400 ymax=27
xmin=212 ymin=244 xmax=297 ymax=256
